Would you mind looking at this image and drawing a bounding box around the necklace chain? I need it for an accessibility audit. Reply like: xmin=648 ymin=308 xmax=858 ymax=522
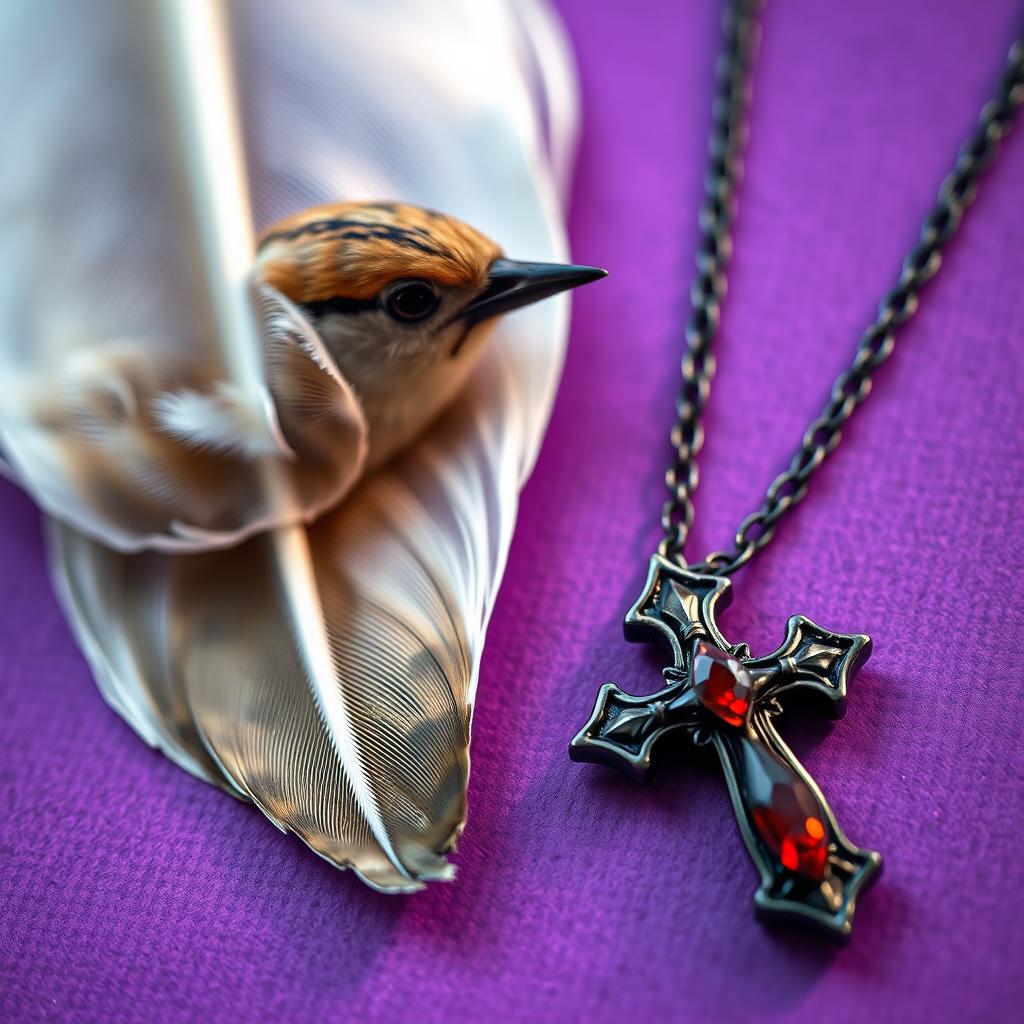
xmin=660 ymin=0 xmax=1024 ymax=575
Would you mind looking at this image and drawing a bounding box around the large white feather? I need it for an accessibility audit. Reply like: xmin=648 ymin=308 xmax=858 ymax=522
xmin=1 ymin=0 xmax=580 ymax=889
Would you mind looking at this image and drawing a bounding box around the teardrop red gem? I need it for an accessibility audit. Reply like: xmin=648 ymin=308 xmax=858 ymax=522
xmin=752 ymin=788 xmax=829 ymax=881
xmin=743 ymin=739 xmax=830 ymax=881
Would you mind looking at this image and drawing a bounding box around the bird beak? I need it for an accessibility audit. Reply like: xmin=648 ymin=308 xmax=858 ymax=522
xmin=457 ymin=258 xmax=607 ymax=325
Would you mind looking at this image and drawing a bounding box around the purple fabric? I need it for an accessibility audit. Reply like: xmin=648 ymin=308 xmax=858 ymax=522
xmin=2 ymin=0 xmax=1023 ymax=1019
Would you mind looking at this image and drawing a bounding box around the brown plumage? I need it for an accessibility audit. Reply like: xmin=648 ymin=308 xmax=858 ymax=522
xmin=257 ymin=201 xmax=503 ymax=303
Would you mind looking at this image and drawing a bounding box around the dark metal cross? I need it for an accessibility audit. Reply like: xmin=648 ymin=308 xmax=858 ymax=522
xmin=570 ymin=555 xmax=881 ymax=939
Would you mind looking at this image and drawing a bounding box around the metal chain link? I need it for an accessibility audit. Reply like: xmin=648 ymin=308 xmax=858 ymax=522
xmin=659 ymin=0 xmax=1024 ymax=575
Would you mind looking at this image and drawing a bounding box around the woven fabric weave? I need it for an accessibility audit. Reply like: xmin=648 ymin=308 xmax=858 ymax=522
xmin=2 ymin=0 xmax=1022 ymax=1020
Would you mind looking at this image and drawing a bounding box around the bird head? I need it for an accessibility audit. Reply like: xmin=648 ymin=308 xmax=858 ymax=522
xmin=256 ymin=201 xmax=604 ymax=466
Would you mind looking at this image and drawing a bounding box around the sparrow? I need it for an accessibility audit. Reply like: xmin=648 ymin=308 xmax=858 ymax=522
xmin=256 ymin=200 xmax=605 ymax=469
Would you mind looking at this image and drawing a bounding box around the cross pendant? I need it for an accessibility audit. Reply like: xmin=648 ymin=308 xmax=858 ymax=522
xmin=570 ymin=555 xmax=881 ymax=939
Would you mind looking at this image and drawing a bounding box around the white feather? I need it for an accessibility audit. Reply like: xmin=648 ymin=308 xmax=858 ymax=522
xmin=2 ymin=0 xmax=581 ymax=889
xmin=152 ymin=385 xmax=285 ymax=458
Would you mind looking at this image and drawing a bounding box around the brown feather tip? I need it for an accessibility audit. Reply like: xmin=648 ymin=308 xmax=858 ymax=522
xmin=256 ymin=201 xmax=503 ymax=305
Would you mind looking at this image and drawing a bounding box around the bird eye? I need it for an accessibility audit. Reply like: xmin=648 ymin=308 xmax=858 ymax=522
xmin=385 ymin=281 xmax=441 ymax=323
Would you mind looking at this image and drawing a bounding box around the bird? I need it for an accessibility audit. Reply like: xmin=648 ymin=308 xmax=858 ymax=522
xmin=255 ymin=200 xmax=605 ymax=472
xmin=1 ymin=200 xmax=602 ymax=554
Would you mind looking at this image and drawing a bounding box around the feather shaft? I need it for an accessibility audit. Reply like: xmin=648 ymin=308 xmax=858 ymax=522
xmin=271 ymin=524 xmax=414 ymax=884
xmin=155 ymin=0 xmax=266 ymax=404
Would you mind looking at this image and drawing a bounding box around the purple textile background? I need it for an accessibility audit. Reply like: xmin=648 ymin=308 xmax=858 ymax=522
xmin=2 ymin=1 xmax=1023 ymax=1021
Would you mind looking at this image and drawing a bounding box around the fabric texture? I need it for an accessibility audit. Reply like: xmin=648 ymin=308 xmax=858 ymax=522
xmin=1 ymin=0 xmax=1022 ymax=1020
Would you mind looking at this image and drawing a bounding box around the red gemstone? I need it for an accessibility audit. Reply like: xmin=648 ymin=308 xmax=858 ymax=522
xmin=691 ymin=641 xmax=752 ymax=727
xmin=744 ymin=742 xmax=829 ymax=881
